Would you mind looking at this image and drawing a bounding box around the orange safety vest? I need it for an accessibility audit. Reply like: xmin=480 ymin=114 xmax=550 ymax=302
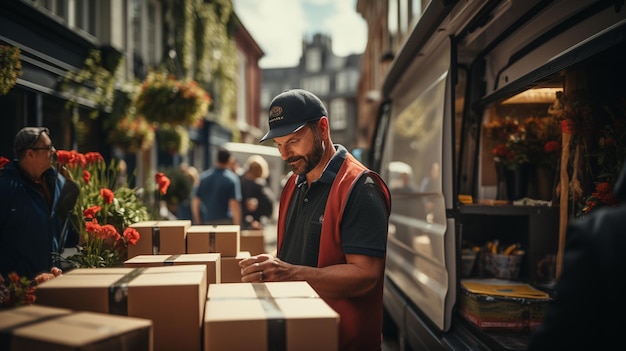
xmin=278 ymin=153 xmax=391 ymax=351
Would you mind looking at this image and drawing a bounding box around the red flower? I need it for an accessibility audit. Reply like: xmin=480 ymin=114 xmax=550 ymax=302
xmin=84 ymin=152 xmax=104 ymax=165
xmin=544 ymin=141 xmax=561 ymax=153
xmin=82 ymin=170 xmax=91 ymax=184
xmin=83 ymin=206 xmax=102 ymax=219
xmin=0 ymin=156 xmax=9 ymax=169
xmin=123 ymin=227 xmax=140 ymax=246
xmin=56 ymin=150 xmax=86 ymax=168
xmin=492 ymin=144 xmax=508 ymax=157
xmin=100 ymin=188 xmax=114 ymax=204
xmin=155 ymin=172 xmax=171 ymax=195
xmin=101 ymin=224 xmax=121 ymax=241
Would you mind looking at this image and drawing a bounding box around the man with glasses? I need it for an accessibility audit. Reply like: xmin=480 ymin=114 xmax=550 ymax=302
xmin=0 ymin=127 xmax=77 ymax=280
xmin=239 ymin=89 xmax=392 ymax=351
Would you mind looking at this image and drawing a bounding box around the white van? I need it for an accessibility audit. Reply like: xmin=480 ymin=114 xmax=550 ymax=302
xmin=369 ymin=1 xmax=626 ymax=349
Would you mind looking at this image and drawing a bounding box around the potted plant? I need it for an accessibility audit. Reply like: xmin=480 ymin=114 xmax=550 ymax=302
xmin=134 ymin=72 xmax=211 ymax=126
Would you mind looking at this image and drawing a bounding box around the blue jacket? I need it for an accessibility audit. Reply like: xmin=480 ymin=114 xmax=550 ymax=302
xmin=0 ymin=160 xmax=70 ymax=279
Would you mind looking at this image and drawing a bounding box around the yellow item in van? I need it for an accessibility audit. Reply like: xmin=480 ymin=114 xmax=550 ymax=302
xmin=461 ymin=280 xmax=549 ymax=299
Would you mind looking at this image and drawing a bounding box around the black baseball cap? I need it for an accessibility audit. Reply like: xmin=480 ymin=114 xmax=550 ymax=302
xmin=259 ymin=89 xmax=327 ymax=143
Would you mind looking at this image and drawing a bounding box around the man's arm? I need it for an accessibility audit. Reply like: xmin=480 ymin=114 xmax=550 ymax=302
xmin=240 ymin=253 xmax=385 ymax=298
xmin=191 ymin=197 xmax=202 ymax=225
xmin=229 ymin=198 xmax=242 ymax=225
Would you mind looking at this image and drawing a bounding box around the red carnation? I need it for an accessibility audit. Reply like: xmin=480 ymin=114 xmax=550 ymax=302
xmin=100 ymin=188 xmax=114 ymax=204
xmin=83 ymin=206 xmax=102 ymax=219
xmin=82 ymin=170 xmax=91 ymax=185
xmin=155 ymin=172 xmax=171 ymax=195
xmin=84 ymin=152 xmax=104 ymax=165
xmin=123 ymin=227 xmax=140 ymax=246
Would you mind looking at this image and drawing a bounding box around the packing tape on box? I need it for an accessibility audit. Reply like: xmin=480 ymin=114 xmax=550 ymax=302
xmin=252 ymin=283 xmax=287 ymax=351
xmin=151 ymin=227 xmax=160 ymax=255
xmin=108 ymin=268 xmax=147 ymax=316
xmin=164 ymin=254 xmax=182 ymax=265
xmin=208 ymin=229 xmax=216 ymax=252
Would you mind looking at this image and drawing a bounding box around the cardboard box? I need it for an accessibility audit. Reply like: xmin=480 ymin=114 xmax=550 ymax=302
xmin=240 ymin=229 xmax=265 ymax=255
xmin=128 ymin=220 xmax=191 ymax=258
xmin=36 ymin=265 xmax=206 ymax=351
xmin=0 ymin=305 xmax=152 ymax=351
xmin=187 ymin=225 xmax=240 ymax=256
xmin=220 ymin=251 xmax=250 ymax=283
xmin=459 ymin=280 xmax=552 ymax=331
xmin=125 ymin=253 xmax=221 ymax=284
xmin=205 ymin=282 xmax=339 ymax=351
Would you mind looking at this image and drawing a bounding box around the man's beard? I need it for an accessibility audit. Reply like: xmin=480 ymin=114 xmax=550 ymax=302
xmin=288 ymin=134 xmax=324 ymax=176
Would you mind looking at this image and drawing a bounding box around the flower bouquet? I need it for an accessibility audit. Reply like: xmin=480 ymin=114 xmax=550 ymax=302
xmin=55 ymin=150 xmax=151 ymax=268
xmin=0 ymin=268 xmax=62 ymax=309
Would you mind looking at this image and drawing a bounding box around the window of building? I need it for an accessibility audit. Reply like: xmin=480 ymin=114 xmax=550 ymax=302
xmin=388 ymin=0 xmax=398 ymax=36
xmin=330 ymin=99 xmax=347 ymax=130
xmin=301 ymin=76 xmax=330 ymax=96
xmin=31 ymin=0 xmax=67 ymax=23
xmin=306 ymin=48 xmax=322 ymax=72
xmin=75 ymin=0 xmax=97 ymax=36
xmin=336 ymin=72 xmax=348 ymax=93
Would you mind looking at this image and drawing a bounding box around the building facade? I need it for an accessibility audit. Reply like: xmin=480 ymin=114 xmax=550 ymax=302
xmin=0 ymin=0 xmax=263 ymax=181
xmin=260 ymin=33 xmax=361 ymax=150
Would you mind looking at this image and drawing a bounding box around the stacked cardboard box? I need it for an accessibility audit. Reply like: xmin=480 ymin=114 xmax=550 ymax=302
xmin=240 ymin=229 xmax=265 ymax=255
xmin=0 ymin=305 xmax=152 ymax=351
xmin=125 ymin=253 xmax=221 ymax=284
xmin=187 ymin=225 xmax=240 ymax=256
xmin=35 ymin=265 xmax=207 ymax=351
xmin=220 ymin=251 xmax=250 ymax=283
xmin=204 ymin=281 xmax=339 ymax=351
xmin=128 ymin=220 xmax=191 ymax=258
xmin=186 ymin=224 xmax=250 ymax=283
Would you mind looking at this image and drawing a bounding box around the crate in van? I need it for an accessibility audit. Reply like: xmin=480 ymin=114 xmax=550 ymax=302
xmin=459 ymin=280 xmax=552 ymax=331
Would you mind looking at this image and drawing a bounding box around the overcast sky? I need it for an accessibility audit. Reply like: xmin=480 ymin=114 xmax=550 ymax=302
xmin=232 ymin=0 xmax=367 ymax=68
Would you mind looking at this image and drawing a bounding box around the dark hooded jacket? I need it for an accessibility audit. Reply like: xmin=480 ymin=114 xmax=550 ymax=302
xmin=528 ymin=160 xmax=626 ymax=350
xmin=0 ymin=160 xmax=74 ymax=279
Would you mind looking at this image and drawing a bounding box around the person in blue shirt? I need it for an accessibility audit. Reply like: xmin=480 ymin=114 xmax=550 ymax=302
xmin=191 ymin=147 xmax=242 ymax=225
xmin=0 ymin=127 xmax=78 ymax=279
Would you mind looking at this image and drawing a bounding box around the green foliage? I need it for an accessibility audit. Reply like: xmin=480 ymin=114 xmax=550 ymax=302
xmin=0 ymin=45 xmax=22 ymax=96
xmin=59 ymin=49 xmax=123 ymax=119
xmin=161 ymin=167 xmax=194 ymax=207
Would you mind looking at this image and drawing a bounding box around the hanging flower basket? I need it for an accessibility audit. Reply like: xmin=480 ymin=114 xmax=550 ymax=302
xmin=156 ymin=124 xmax=190 ymax=155
xmin=134 ymin=72 xmax=211 ymax=126
xmin=0 ymin=45 xmax=23 ymax=96
xmin=107 ymin=114 xmax=156 ymax=153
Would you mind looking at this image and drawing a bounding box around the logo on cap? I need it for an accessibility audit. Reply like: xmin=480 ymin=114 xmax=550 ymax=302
xmin=269 ymin=106 xmax=283 ymax=124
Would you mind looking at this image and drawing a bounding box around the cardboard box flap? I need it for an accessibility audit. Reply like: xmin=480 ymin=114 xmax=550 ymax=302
xmin=0 ymin=305 xmax=72 ymax=329
xmin=208 ymin=282 xmax=318 ymax=299
xmin=461 ymin=280 xmax=550 ymax=299
xmin=12 ymin=311 xmax=152 ymax=348
xmin=187 ymin=225 xmax=240 ymax=234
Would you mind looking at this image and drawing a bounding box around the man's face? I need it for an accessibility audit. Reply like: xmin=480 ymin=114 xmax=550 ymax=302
xmin=29 ymin=133 xmax=56 ymax=171
xmin=274 ymin=123 xmax=323 ymax=176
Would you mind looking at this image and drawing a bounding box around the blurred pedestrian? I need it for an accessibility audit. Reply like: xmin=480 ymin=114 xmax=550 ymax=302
xmin=192 ymin=147 xmax=242 ymax=225
xmin=240 ymin=155 xmax=275 ymax=229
